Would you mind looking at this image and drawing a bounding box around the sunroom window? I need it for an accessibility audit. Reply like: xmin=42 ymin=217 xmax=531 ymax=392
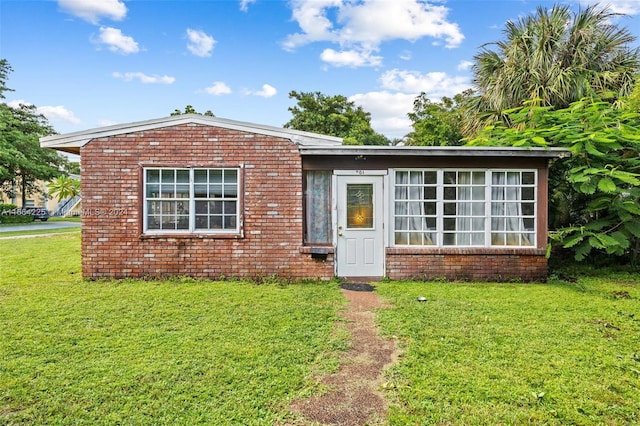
xmin=393 ymin=169 xmax=536 ymax=247
xmin=144 ymin=168 xmax=239 ymax=233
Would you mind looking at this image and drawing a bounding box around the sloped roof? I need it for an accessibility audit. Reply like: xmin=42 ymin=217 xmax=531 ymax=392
xmin=40 ymin=114 xmax=343 ymax=154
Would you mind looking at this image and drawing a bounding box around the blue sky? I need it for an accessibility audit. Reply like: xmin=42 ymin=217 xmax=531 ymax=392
xmin=2 ymin=0 xmax=639 ymax=141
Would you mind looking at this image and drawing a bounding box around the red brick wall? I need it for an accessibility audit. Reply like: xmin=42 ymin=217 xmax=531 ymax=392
xmin=80 ymin=123 xmax=334 ymax=280
xmin=386 ymin=247 xmax=548 ymax=282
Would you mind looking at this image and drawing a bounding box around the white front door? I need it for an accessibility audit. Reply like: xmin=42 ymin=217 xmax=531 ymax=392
xmin=335 ymin=174 xmax=385 ymax=278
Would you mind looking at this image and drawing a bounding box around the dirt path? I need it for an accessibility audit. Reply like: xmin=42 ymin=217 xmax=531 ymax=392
xmin=289 ymin=288 xmax=400 ymax=425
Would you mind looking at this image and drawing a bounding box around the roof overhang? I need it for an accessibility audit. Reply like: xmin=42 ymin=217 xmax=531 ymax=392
xmin=40 ymin=114 xmax=343 ymax=155
xmin=299 ymin=145 xmax=570 ymax=158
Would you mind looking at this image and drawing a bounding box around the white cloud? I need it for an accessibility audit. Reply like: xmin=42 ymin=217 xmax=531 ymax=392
xmin=457 ymin=60 xmax=473 ymax=71
xmin=112 ymin=72 xmax=175 ymax=84
xmin=95 ymin=26 xmax=139 ymax=54
xmin=58 ymin=0 xmax=127 ymax=24
xmin=320 ymin=48 xmax=383 ymax=67
xmin=8 ymin=100 xmax=81 ymax=125
xmin=253 ymin=84 xmax=277 ymax=98
xmin=242 ymin=84 xmax=277 ymax=98
xmin=379 ymin=69 xmax=471 ymax=98
xmin=239 ymin=0 xmax=256 ymax=12
xmin=204 ymin=81 xmax=232 ymax=95
xmin=283 ymin=0 xmax=464 ymax=67
xmin=349 ymin=91 xmax=416 ymax=139
xmin=186 ymin=29 xmax=216 ymax=57
xmin=577 ymin=0 xmax=640 ymax=15
xmin=39 ymin=105 xmax=82 ymax=124
xmin=399 ymin=50 xmax=412 ymax=61
xmin=347 ymin=68 xmax=473 ymax=139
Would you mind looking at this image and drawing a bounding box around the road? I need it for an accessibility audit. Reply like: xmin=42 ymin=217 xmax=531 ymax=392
xmin=0 ymin=221 xmax=81 ymax=233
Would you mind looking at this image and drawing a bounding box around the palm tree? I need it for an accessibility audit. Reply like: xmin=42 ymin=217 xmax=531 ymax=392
xmin=47 ymin=175 xmax=80 ymax=201
xmin=464 ymin=4 xmax=640 ymax=136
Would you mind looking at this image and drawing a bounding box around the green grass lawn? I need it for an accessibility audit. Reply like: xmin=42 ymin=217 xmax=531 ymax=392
xmin=376 ymin=277 xmax=640 ymax=425
xmin=2 ymin=234 xmax=638 ymax=425
xmin=0 ymin=234 xmax=346 ymax=424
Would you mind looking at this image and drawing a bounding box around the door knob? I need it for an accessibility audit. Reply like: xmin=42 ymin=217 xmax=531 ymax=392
xmin=338 ymin=232 xmax=343 ymax=237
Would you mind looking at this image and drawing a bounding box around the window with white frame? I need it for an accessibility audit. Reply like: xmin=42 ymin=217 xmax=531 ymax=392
xmin=144 ymin=168 xmax=239 ymax=233
xmin=393 ymin=169 xmax=536 ymax=247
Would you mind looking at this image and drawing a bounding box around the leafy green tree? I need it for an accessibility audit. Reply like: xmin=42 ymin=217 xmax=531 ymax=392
xmin=468 ymin=96 xmax=640 ymax=267
xmin=0 ymin=60 xmax=67 ymax=205
xmin=406 ymin=91 xmax=471 ymax=146
xmin=465 ymin=4 xmax=640 ymax=136
xmin=284 ymin=91 xmax=389 ymax=145
xmin=170 ymin=105 xmax=215 ymax=116
xmin=47 ymin=175 xmax=80 ymax=201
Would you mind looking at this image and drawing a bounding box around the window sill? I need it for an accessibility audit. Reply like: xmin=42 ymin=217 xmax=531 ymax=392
xmin=140 ymin=232 xmax=243 ymax=240
xmin=387 ymin=246 xmax=544 ymax=255
xmin=300 ymin=246 xmax=335 ymax=255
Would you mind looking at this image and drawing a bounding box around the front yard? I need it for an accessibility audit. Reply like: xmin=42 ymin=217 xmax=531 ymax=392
xmin=1 ymin=233 xmax=638 ymax=425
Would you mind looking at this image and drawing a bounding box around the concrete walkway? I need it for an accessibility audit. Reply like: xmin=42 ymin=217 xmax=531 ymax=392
xmin=0 ymin=221 xmax=81 ymax=233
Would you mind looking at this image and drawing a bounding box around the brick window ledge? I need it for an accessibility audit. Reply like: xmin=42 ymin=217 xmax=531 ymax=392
xmin=299 ymin=246 xmax=335 ymax=255
xmin=387 ymin=246 xmax=545 ymax=256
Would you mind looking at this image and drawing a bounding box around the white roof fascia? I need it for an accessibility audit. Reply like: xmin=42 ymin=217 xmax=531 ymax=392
xmin=40 ymin=114 xmax=343 ymax=151
xmin=299 ymin=145 xmax=570 ymax=158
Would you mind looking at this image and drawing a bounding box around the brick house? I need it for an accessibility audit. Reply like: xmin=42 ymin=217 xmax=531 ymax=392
xmin=41 ymin=114 xmax=567 ymax=281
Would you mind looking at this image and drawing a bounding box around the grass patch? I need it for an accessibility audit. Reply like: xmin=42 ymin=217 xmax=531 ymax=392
xmin=0 ymin=234 xmax=346 ymax=424
xmin=376 ymin=278 xmax=640 ymax=425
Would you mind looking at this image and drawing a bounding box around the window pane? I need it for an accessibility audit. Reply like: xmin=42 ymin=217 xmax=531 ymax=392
xmin=194 ymin=184 xmax=207 ymax=198
xmin=444 ymin=202 xmax=456 ymax=215
xmin=175 ymin=184 xmax=190 ymax=198
xmin=424 ymin=186 xmax=436 ymax=199
xmin=472 ymin=172 xmax=485 ymax=185
xmin=522 ymin=202 xmax=535 ymax=216
xmin=444 ymin=171 xmax=456 ymax=184
xmin=176 ymin=170 xmax=189 ymax=183
xmin=146 ymin=184 xmax=159 ymax=198
xmin=522 ymin=172 xmax=535 ymax=185
xmin=224 ymin=201 xmax=236 ymax=214
xmin=492 ymin=233 xmax=505 ymax=245
xmin=161 ymin=170 xmax=174 ymax=183
xmin=424 ymin=171 xmax=437 ymax=184
xmin=347 ymin=184 xmax=373 ymax=228
xmin=444 ymin=218 xmax=456 ymax=231
xmin=395 ymin=216 xmax=408 ymax=230
xmin=147 ymin=169 xmax=160 ymax=183
xmin=472 ymin=233 xmax=484 ymax=245
xmin=224 ymin=216 xmax=236 ymax=229
xmin=472 ymin=202 xmax=484 ymax=215
xmin=224 ymin=184 xmax=237 ymax=197
xmin=194 ymin=169 xmax=207 ymax=183
xmin=523 ymin=218 xmax=535 ymax=230
xmin=424 ymin=202 xmax=436 ymax=215
xmin=522 ymin=187 xmax=534 ymax=201
xmin=409 ymin=186 xmax=421 ymax=200
xmin=472 ymin=186 xmax=485 ymax=200
xmin=225 ymin=169 xmax=238 ymax=183
xmin=444 ymin=187 xmax=456 ymax=200
xmin=210 ymin=170 xmax=222 ymax=184
xmin=395 ymin=232 xmax=408 ymax=245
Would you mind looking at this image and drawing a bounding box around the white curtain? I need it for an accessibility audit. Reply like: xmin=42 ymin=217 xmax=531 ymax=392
xmin=457 ymin=172 xmax=471 ymax=245
xmin=492 ymin=172 xmax=528 ymax=245
xmin=395 ymin=171 xmax=433 ymax=245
